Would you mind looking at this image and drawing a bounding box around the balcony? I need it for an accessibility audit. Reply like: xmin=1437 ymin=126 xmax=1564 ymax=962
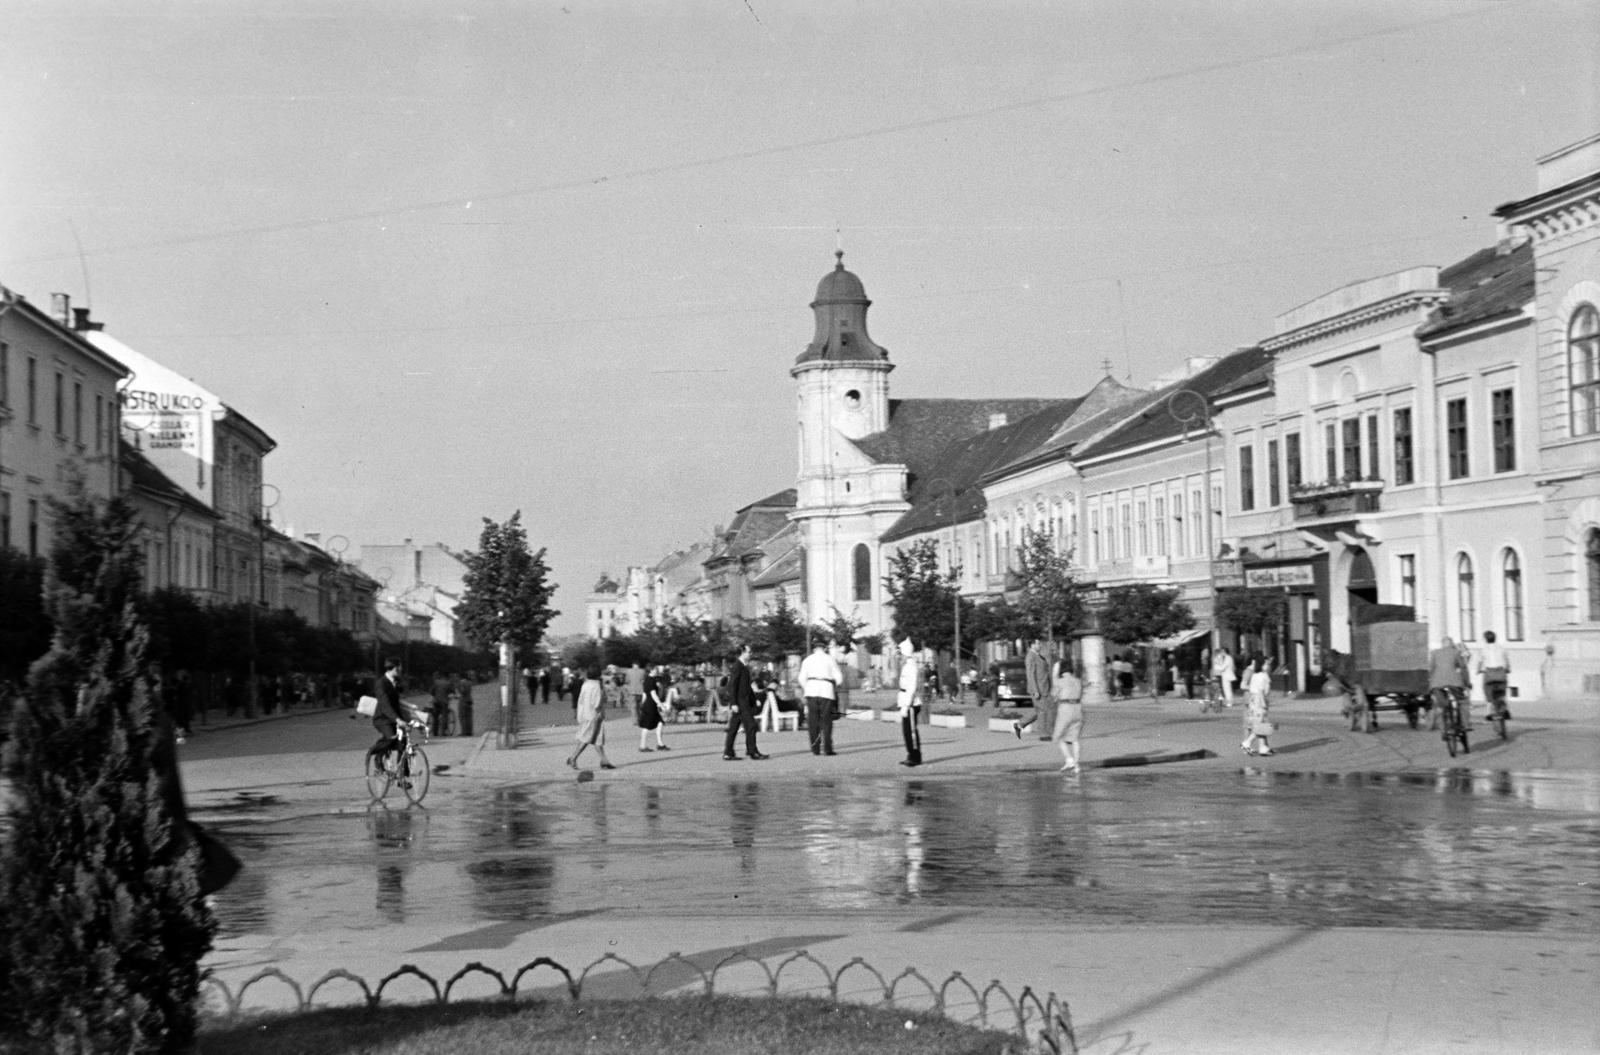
xmin=1290 ymin=477 xmax=1383 ymax=520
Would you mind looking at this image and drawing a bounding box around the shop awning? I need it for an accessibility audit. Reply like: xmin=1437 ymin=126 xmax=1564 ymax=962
xmin=1140 ymin=627 xmax=1210 ymax=650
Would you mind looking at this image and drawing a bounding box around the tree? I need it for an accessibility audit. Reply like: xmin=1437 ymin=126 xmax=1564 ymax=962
xmin=880 ymin=539 xmax=971 ymax=654
xmin=814 ymin=604 xmax=868 ymax=651
xmin=1214 ymin=589 xmax=1288 ymax=641
xmin=456 ymin=512 xmax=559 ymax=659
xmin=1098 ymin=583 xmax=1195 ymax=646
xmin=0 ymin=549 xmax=49 ymax=687
xmin=0 ymin=487 xmax=213 ymax=1053
xmin=1014 ymin=528 xmax=1084 ymax=644
xmin=968 ymin=594 xmax=1034 ymax=651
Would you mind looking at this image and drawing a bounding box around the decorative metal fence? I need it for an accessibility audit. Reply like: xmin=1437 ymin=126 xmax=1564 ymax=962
xmin=201 ymin=949 xmax=1077 ymax=1053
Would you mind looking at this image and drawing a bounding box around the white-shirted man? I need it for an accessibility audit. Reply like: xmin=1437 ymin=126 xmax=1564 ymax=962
xmin=799 ymin=639 xmax=845 ymax=756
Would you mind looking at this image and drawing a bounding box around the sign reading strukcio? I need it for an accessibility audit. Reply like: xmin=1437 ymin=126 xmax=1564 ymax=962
xmin=122 ymin=389 xmax=207 ymax=452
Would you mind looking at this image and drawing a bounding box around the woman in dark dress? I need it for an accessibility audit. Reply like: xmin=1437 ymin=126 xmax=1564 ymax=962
xmin=637 ymin=665 xmax=666 ymax=752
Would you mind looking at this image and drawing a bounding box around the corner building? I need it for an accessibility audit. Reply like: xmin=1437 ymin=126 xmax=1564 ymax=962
xmin=1496 ymin=134 xmax=1600 ymax=697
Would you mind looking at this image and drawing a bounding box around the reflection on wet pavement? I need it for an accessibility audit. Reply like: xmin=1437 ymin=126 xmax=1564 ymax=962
xmin=207 ymin=767 xmax=1600 ymax=940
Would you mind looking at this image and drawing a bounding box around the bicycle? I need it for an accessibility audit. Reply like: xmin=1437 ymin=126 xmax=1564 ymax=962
xmin=365 ymin=717 xmax=430 ymax=805
xmin=1433 ymin=686 xmax=1470 ymax=758
xmin=1484 ymin=679 xmax=1510 ymax=741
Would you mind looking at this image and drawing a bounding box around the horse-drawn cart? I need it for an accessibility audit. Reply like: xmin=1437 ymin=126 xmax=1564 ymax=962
xmin=1345 ymin=621 xmax=1432 ymax=732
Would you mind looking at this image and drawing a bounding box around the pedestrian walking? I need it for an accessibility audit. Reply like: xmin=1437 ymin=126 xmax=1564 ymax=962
xmin=1210 ymin=647 xmax=1236 ymax=707
xmin=638 ymin=666 xmax=668 ymax=752
xmin=799 ymin=639 xmax=843 ymax=756
xmin=1051 ymin=661 xmax=1085 ymax=772
xmin=1242 ymin=654 xmax=1275 ymax=755
xmin=1427 ymin=635 xmax=1472 ymax=731
xmin=722 ymin=645 xmax=767 ymax=760
xmin=539 ymin=666 xmax=551 ymax=704
xmin=897 ymin=637 xmax=924 ymax=767
xmin=624 ymin=661 xmax=646 ymax=722
xmin=1013 ymin=640 xmax=1056 ymax=738
xmin=566 ymin=665 xmax=615 ymax=770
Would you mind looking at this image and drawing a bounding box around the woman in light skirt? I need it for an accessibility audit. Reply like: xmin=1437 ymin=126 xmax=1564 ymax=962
xmin=1242 ymin=653 xmax=1274 ymax=756
xmin=567 ymin=665 xmax=615 ymax=770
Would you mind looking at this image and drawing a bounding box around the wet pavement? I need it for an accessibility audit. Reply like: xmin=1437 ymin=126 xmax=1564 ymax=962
xmin=145 ymin=694 xmax=1600 ymax=1051
xmin=199 ymin=766 xmax=1600 ymax=942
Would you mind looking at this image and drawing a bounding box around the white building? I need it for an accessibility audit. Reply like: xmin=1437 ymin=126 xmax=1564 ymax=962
xmin=1495 ymin=133 xmax=1600 ymax=697
xmin=0 ymin=290 xmax=127 ymax=557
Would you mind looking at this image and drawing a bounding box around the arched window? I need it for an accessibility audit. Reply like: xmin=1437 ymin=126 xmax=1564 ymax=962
xmin=1587 ymin=528 xmax=1600 ymax=622
xmin=1571 ymin=303 xmax=1600 ymax=436
xmin=1456 ymin=553 xmax=1477 ymax=642
xmin=1501 ymin=549 xmax=1524 ymax=641
xmin=852 ymin=544 xmax=872 ymax=602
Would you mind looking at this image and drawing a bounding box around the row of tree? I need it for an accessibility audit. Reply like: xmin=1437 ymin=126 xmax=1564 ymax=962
xmin=881 ymin=532 xmax=1199 ymax=658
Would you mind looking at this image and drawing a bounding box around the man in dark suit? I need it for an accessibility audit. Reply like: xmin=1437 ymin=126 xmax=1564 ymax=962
xmin=368 ymin=658 xmax=406 ymax=765
xmin=722 ymin=644 xmax=768 ymax=761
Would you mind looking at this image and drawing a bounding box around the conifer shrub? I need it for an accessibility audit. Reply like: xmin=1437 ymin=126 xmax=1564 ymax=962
xmin=0 ymin=488 xmax=215 ymax=1053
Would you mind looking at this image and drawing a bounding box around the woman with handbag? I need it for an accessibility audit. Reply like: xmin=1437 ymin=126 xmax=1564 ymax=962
xmin=1242 ymin=653 xmax=1275 ymax=756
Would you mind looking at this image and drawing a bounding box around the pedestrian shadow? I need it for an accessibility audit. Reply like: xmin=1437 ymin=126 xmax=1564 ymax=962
xmin=1080 ymin=928 xmax=1320 ymax=1047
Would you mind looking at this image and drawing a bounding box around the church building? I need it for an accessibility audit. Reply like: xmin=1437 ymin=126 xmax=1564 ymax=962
xmin=789 ymin=252 xmax=1083 ymax=640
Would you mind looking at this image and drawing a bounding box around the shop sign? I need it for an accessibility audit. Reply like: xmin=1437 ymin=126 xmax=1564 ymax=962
xmin=1211 ymin=559 xmax=1244 ymax=588
xmin=1244 ymin=564 xmax=1315 ymax=589
xmin=1080 ymin=588 xmax=1109 ymax=609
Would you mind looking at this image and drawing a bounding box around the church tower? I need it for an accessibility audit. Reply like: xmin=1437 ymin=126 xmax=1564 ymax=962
xmin=790 ymin=252 xmax=906 ymax=635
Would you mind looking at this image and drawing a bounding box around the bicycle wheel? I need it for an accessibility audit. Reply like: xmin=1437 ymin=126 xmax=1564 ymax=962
xmin=364 ymin=751 xmax=393 ymax=801
xmin=401 ymin=746 xmax=430 ymax=805
xmin=1443 ymin=710 xmax=1459 ymax=757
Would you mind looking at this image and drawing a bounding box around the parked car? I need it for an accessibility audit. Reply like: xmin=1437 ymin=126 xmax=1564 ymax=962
xmin=989 ymin=660 xmax=1033 ymax=707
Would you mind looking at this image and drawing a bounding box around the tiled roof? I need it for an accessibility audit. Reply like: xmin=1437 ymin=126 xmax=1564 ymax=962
xmin=708 ymin=488 xmax=797 ymax=566
xmin=852 ymin=398 xmax=1074 ymax=483
xmin=983 ymin=376 xmax=1150 ymax=481
xmin=879 ymin=401 xmax=1083 ymax=543
xmin=121 ymin=442 xmax=218 ymax=520
xmin=1416 ymin=241 xmax=1534 ymax=341
xmin=748 ymin=524 xmax=802 ymax=587
xmin=1073 ymin=345 xmax=1274 ymax=463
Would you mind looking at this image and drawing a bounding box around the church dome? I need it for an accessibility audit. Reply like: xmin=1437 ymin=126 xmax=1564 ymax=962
xmin=813 ymin=257 xmax=867 ymax=304
xmin=795 ymin=251 xmax=889 ymax=366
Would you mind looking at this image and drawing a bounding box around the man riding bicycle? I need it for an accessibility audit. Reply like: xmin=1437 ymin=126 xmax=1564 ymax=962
xmin=1428 ymin=635 xmax=1471 ymax=731
xmin=1477 ymin=631 xmax=1512 ymax=721
xmin=368 ymin=659 xmax=409 ymax=767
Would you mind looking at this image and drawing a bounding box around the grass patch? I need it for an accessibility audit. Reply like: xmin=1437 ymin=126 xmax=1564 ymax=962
xmin=198 ymin=995 xmax=1019 ymax=1054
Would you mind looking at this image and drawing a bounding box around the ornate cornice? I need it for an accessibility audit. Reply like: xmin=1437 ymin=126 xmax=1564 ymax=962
xmin=1261 ymin=290 xmax=1448 ymax=354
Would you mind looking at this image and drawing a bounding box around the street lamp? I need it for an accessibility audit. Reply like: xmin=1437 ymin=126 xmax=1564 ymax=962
xmin=1167 ymin=389 xmax=1217 ymax=654
xmin=926 ymin=477 xmax=964 ymax=701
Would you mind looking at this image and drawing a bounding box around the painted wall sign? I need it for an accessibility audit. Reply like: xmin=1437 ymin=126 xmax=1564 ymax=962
xmin=1245 ymin=564 xmax=1315 ymax=589
xmin=1212 ymin=559 xmax=1244 ymax=588
xmin=122 ymin=389 xmax=209 ymax=413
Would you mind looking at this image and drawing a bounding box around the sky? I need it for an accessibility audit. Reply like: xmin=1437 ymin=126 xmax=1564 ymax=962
xmin=2 ymin=0 xmax=1596 ymax=635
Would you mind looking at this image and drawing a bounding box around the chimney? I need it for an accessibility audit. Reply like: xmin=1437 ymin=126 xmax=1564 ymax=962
xmin=51 ymin=293 xmax=70 ymax=326
xmin=988 ymin=412 xmax=1008 ymax=431
xmin=72 ymin=307 xmax=103 ymax=332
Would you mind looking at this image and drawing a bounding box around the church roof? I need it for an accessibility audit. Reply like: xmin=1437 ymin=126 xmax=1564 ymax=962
xmin=852 ymin=398 xmax=1074 ymax=486
xmin=795 ymin=251 xmax=889 ymax=366
xmin=878 ymin=400 xmax=1083 ymax=543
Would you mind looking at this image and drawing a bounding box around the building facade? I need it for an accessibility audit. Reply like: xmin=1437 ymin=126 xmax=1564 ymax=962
xmin=1497 ymin=133 xmax=1600 ymax=697
xmin=0 ymin=289 xmax=127 ymax=557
